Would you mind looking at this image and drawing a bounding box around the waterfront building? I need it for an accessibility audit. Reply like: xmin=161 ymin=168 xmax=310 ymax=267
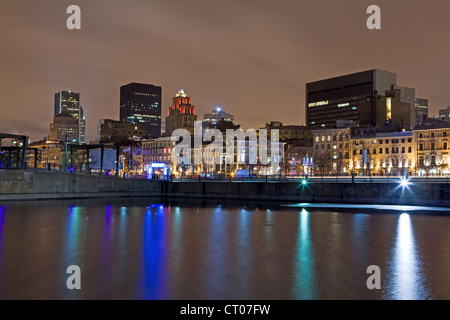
xmin=311 ymin=127 xmax=352 ymax=175
xmin=350 ymin=127 xmax=414 ymax=176
xmin=413 ymin=117 xmax=450 ymax=175
xmin=142 ymin=136 xmax=176 ymax=176
xmin=311 ymin=122 xmax=414 ymax=176
xmin=120 ymin=82 xmax=162 ymax=139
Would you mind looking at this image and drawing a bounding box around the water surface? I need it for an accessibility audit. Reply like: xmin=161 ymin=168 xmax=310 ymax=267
xmin=0 ymin=198 xmax=449 ymax=300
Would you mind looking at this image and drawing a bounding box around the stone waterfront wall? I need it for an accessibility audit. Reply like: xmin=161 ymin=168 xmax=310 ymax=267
xmin=0 ymin=170 xmax=159 ymax=201
xmin=152 ymin=180 xmax=450 ymax=207
xmin=1 ymin=170 xmax=449 ymax=206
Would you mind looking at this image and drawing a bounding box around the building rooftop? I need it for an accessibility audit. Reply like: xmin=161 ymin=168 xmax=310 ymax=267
xmin=413 ymin=117 xmax=450 ymax=130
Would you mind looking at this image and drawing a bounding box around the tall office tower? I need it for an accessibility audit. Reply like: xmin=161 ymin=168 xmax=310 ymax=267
xmin=54 ymin=90 xmax=85 ymax=143
xmin=120 ymin=82 xmax=162 ymax=139
xmin=415 ymin=98 xmax=429 ymax=124
xmin=165 ymin=89 xmax=197 ymax=136
xmin=306 ymin=69 xmax=418 ymax=130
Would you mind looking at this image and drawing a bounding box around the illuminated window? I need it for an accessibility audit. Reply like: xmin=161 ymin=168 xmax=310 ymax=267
xmin=386 ymin=98 xmax=392 ymax=120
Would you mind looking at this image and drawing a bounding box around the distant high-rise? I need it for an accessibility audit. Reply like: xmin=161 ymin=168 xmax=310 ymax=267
xmin=165 ymin=89 xmax=197 ymax=136
xmin=306 ymin=69 xmax=417 ymax=130
xmin=203 ymin=106 xmax=240 ymax=133
xmin=415 ymin=98 xmax=429 ymax=123
xmin=438 ymin=106 xmax=450 ymax=122
xmin=120 ymin=82 xmax=162 ymax=139
xmin=54 ymin=90 xmax=85 ymax=143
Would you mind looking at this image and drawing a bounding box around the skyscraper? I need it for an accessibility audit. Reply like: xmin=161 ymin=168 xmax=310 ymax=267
xmin=120 ymin=82 xmax=162 ymax=139
xmin=54 ymin=90 xmax=85 ymax=144
xmin=165 ymin=89 xmax=197 ymax=136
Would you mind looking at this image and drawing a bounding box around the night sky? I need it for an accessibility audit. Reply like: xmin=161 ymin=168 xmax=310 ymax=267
xmin=1 ymin=0 xmax=450 ymax=142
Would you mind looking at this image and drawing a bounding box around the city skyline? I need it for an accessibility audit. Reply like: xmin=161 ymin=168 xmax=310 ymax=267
xmin=2 ymin=1 xmax=450 ymax=143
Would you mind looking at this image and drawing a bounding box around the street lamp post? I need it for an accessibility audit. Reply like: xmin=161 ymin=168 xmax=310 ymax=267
xmin=63 ymin=135 xmax=68 ymax=172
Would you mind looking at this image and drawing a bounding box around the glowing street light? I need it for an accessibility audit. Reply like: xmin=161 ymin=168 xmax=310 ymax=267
xmin=400 ymin=178 xmax=410 ymax=188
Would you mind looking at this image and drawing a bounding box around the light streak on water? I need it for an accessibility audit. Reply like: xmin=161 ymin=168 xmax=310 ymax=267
xmin=384 ymin=213 xmax=432 ymax=300
xmin=285 ymin=203 xmax=450 ymax=212
xmin=291 ymin=209 xmax=316 ymax=299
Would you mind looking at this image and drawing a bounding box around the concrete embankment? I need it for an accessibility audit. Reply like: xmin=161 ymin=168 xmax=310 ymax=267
xmin=0 ymin=170 xmax=159 ymax=201
xmin=153 ymin=179 xmax=450 ymax=207
xmin=1 ymin=170 xmax=449 ymax=206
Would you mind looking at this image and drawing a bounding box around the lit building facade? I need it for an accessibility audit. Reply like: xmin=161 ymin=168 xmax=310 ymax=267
xmin=350 ymin=129 xmax=414 ymax=176
xmin=41 ymin=144 xmax=63 ymax=170
xmin=413 ymin=118 xmax=450 ymax=175
xmin=312 ymin=127 xmax=352 ymax=175
xmin=49 ymin=111 xmax=79 ymax=142
xmin=311 ymin=124 xmax=415 ymax=176
xmin=142 ymin=136 xmax=176 ymax=172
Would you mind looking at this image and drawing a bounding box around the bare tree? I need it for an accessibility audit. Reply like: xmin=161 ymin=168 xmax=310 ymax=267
xmin=280 ymin=157 xmax=292 ymax=177
xmin=313 ymin=151 xmax=333 ymax=176
xmin=295 ymin=160 xmax=304 ymax=176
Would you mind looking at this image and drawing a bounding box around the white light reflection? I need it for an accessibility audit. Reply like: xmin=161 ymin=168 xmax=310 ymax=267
xmin=385 ymin=213 xmax=431 ymax=300
xmin=285 ymin=203 xmax=450 ymax=212
xmin=291 ymin=209 xmax=316 ymax=299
